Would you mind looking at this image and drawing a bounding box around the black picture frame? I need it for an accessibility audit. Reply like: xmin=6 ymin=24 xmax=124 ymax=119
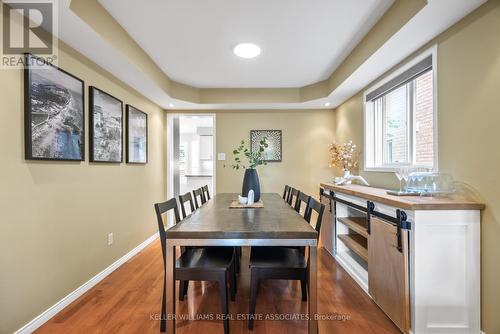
xmin=24 ymin=53 xmax=85 ymax=161
xmin=250 ymin=129 xmax=282 ymax=162
xmin=126 ymin=104 xmax=148 ymax=164
xmin=89 ymin=86 xmax=124 ymax=163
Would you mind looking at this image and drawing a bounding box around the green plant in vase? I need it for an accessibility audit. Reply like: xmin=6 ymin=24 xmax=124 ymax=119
xmin=227 ymin=137 xmax=268 ymax=201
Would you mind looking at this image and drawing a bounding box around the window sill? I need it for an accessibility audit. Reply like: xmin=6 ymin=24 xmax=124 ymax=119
xmin=364 ymin=167 xmax=400 ymax=173
xmin=364 ymin=166 xmax=435 ymax=173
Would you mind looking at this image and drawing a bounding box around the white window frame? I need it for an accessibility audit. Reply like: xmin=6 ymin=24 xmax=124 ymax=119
xmin=363 ymin=45 xmax=438 ymax=172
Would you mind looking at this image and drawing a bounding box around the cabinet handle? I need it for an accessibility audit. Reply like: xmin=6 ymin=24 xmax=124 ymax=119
xmin=396 ymin=210 xmax=411 ymax=253
xmin=366 ymin=201 xmax=375 ymax=235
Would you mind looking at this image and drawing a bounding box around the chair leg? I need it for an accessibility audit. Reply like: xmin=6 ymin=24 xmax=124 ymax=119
xmin=234 ymin=247 xmax=240 ymax=273
xmin=228 ymin=262 xmax=236 ymax=302
xmin=179 ymin=280 xmax=188 ymax=301
xmin=218 ymin=273 xmax=230 ymax=334
xmin=248 ymin=270 xmax=260 ymax=330
xmin=232 ymin=259 xmax=238 ymax=295
xmin=300 ymin=278 xmax=307 ymax=301
xmin=235 ymin=254 xmax=240 ymax=274
xmin=160 ymin=274 xmax=166 ymax=332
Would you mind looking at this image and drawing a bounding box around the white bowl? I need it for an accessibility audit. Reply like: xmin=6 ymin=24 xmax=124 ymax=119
xmin=238 ymin=196 xmax=248 ymax=204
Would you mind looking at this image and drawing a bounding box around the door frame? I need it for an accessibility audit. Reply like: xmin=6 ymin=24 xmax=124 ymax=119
xmin=166 ymin=113 xmax=216 ymax=199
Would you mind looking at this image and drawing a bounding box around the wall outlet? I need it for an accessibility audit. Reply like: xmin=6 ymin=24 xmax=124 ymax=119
xmin=107 ymin=233 xmax=113 ymax=246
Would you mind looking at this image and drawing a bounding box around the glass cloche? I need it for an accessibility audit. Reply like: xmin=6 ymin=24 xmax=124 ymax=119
xmin=405 ymin=172 xmax=456 ymax=195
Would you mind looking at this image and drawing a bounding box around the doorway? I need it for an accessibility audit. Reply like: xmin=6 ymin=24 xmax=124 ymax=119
xmin=167 ymin=114 xmax=216 ymax=199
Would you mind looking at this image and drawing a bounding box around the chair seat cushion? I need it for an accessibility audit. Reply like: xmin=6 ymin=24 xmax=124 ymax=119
xmin=176 ymin=247 xmax=234 ymax=270
xmin=250 ymin=247 xmax=306 ymax=269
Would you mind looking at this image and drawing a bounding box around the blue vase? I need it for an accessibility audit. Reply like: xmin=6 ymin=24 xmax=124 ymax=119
xmin=242 ymin=169 xmax=261 ymax=202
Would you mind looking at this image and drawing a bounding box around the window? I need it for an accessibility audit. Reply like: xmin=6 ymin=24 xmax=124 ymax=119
xmin=364 ymin=50 xmax=436 ymax=171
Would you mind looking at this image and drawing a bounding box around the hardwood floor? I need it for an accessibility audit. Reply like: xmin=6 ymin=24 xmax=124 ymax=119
xmin=36 ymin=241 xmax=400 ymax=334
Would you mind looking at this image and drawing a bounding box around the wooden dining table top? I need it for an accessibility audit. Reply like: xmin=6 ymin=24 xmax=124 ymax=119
xmin=165 ymin=193 xmax=318 ymax=240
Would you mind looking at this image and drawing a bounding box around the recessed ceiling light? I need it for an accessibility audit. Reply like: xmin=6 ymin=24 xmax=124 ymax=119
xmin=233 ymin=43 xmax=261 ymax=59
xmin=324 ymin=102 xmax=331 ymax=107
xmin=169 ymin=103 xmax=174 ymax=108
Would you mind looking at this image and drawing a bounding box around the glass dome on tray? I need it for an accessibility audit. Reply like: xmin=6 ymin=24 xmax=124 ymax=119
xmin=405 ymin=172 xmax=456 ymax=196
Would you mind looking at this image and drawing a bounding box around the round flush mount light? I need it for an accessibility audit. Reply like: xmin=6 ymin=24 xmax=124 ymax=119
xmin=233 ymin=43 xmax=261 ymax=59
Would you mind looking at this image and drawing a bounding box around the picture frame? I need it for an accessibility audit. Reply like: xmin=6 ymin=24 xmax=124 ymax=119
xmin=89 ymin=86 xmax=123 ymax=163
xmin=250 ymin=129 xmax=282 ymax=162
xmin=24 ymin=53 xmax=85 ymax=161
xmin=126 ymin=105 xmax=148 ymax=164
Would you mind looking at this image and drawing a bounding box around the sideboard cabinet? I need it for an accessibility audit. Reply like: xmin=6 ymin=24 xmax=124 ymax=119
xmin=320 ymin=183 xmax=484 ymax=334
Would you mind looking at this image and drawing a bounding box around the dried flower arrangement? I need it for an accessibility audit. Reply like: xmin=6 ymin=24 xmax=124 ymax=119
xmin=329 ymin=141 xmax=359 ymax=171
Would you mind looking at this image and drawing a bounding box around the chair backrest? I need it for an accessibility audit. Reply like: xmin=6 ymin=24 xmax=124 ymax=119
xmin=288 ymin=188 xmax=299 ymax=206
xmin=178 ymin=192 xmax=195 ymax=219
xmin=294 ymin=191 xmax=311 ymax=214
xmin=192 ymin=188 xmax=206 ymax=209
xmin=202 ymin=185 xmax=211 ymax=201
xmin=304 ymin=197 xmax=325 ymax=240
xmin=283 ymin=185 xmax=291 ymax=201
xmin=154 ymin=198 xmax=181 ymax=260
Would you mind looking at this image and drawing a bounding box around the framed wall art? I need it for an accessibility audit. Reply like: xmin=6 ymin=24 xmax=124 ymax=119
xmin=250 ymin=129 xmax=282 ymax=162
xmin=89 ymin=86 xmax=123 ymax=163
xmin=126 ymin=105 xmax=148 ymax=164
xmin=24 ymin=53 xmax=85 ymax=161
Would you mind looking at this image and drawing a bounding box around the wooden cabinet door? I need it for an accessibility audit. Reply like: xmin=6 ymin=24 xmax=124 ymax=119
xmin=368 ymin=218 xmax=410 ymax=334
xmin=319 ymin=195 xmax=334 ymax=255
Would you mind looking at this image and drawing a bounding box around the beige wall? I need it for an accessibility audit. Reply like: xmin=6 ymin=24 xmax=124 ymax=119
xmin=216 ymin=110 xmax=336 ymax=198
xmin=0 ymin=44 xmax=166 ymax=332
xmin=334 ymin=2 xmax=500 ymax=333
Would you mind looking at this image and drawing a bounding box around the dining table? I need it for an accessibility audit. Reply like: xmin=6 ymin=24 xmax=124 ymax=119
xmin=164 ymin=192 xmax=319 ymax=334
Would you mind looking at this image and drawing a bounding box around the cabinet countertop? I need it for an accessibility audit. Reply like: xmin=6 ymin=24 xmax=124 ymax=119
xmin=321 ymin=183 xmax=485 ymax=211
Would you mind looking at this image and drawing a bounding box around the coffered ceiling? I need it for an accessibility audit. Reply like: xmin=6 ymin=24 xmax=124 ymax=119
xmin=53 ymin=0 xmax=486 ymax=109
xmin=98 ymin=0 xmax=393 ymax=88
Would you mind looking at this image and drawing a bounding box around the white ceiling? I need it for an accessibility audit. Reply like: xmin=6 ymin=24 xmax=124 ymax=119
xmin=98 ymin=0 xmax=393 ymax=88
xmin=52 ymin=0 xmax=486 ymax=109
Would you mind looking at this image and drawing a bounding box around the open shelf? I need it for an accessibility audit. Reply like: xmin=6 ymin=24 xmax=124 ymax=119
xmin=337 ymin=217 xmax=368 ymax=238
xmin=338 ymin=233 xmax=368 ymax=262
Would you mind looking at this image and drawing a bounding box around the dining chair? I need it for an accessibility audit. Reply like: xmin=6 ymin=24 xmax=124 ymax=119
xmin=193 ymin=186 xmax=241 ymax=274
xmin=178 ymin=192 xmax=196 ymax=219
xmin=202 ymin=185 xmax=211 ymax=201
xmin=294 ymin=191 xmax=310 ymax=214
xmin=154 ymin=198 xmax=236 ymax=334
xmin=287 ymin=187 xmax=299 ymax=206
xmin=247 ymin=197 xmax=325 ymax=330
xmin=192 ymin=188 xmax=206 ymax=209
xmin=282 ymin=185 xmax=291 ymax=201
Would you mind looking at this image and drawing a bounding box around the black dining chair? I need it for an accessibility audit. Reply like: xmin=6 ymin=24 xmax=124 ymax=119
xmin=282 ymin=185 xmax=291 ymax=201
xmin=202 ymin=185 xmax=211 ymax=201
xmin=247 ymin=197 xmax=325 ymax=330
xmin=178 ymin=192 xmax=196 ymax=219
xmin=193 ymin=187 xmax=241 ymax=274
xmin=287 ymin=187 xmax=299 ymax=207
xmin=154 ymin=198 xmax=236 ymax=334
xmin=192 ymin=188 xmax=206 ymax=209
xmin=294 ymin=191 xmax=310 ymax=214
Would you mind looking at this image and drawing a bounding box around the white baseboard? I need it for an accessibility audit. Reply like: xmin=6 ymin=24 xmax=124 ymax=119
xmin=15 ymin=233 xmax=159 ymax=334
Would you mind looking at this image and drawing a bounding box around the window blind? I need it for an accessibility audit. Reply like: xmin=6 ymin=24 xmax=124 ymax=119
xmin=366 ymin=55 xmax=432 ymax=102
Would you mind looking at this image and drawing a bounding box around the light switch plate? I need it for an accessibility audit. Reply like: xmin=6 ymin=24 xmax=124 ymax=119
xmin=217 ymin=153 xmax=226 ymax=161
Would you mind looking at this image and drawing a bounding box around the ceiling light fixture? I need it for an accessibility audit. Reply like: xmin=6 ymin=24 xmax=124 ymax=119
xmin=233 ymin=43 xmax=261 ymax=59
xmin=169 ymin=103 xmax=174 ymax=108
xmin=324 ymin=102 xmax=331 ymax=107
